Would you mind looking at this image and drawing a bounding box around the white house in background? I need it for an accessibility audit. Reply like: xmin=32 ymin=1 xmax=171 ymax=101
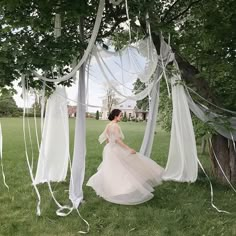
xmin=101 ymin=99 xmax=149 ymax=121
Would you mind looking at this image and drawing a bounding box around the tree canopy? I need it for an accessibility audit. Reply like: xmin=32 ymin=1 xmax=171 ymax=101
xmin=0 ymin=0 xmax=235 ymax=112
xmin=169 ymin=0 xmax=236 ymax=110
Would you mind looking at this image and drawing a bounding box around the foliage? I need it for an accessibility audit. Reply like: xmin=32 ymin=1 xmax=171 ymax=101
xmin=158 ymin=79 xmax=172 ymax=132
xmin=0 ymin=0 xmax=84 ymax=87
xmin=110 ymin=31 xmax=131 ymax=51
xmin=30 ymin=93 xmax=42 ymax=117
xmin=169 ymin=0 xmax=236 ymax=111
xmin=122 ymin=111 xmax=127 ymax=122
xmin=132 ymin=79 xmax=149 ymax=111
xmin=0 ymin=0 xmax=124 ymax=88
xmin=0 ymin=88 xmax=20 ymax=116
xmin=1 ymin=0 xmax=235 ymax=114
xmin=0 ymin=0 xmax=235 ymax=164
xmin=191 ymin=115 xmax=215 ymax=142
xmin=105 ymin=0 xmax=236 ymax=138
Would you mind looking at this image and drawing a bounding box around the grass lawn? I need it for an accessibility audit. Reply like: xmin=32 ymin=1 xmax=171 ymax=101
xmin=0 ymin=118 xmax=236 ymax=236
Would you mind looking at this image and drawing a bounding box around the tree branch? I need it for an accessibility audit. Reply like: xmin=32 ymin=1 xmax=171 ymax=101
xmin=161 ymin=0 xmax=182 ymax=22
xmin=99 ymin=0 xmax=127 ymax=38
xmin=100 ymin=16 xmax=127 ymax=38
xmin=151 ymin=32 xmax=215 ymax=100
xmin=165 ymin=0 xmax=203 ymax=24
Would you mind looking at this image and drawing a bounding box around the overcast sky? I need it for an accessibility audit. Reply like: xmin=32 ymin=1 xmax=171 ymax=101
xmin=13 ymin=39 xmax=151 ymax=113
xmin=13 ymin=78 xmax=104 ymax=112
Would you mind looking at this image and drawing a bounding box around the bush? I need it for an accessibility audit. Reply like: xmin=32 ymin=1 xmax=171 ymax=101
xmin=95 ymin=110 xmax=99 ymax=120
xmin=122 ymin=112 xmax=127 ymax=122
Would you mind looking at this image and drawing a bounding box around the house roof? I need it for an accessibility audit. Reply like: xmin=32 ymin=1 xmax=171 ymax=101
xmin=116 ymin=100 xmax=136 ymax=109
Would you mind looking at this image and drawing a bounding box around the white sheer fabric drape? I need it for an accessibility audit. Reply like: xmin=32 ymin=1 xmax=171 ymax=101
xmin=32 ymin=33 xmax=204 ymax=209
xmin=140 ymin=37 xmax=174 ymax=157
xmin=140 ymin=74 xmax=160 ymax=157
xmin=90 ymin=37 xmax=158 ymax=101
xmin=135 ymin=37 xmax=158 ymax=83
xmin=35 ymin=86 xmax=70 ymax=184
xmin=186 ymin=92 xmax=236 ymax=141
xmin=69 ymin=65 xmax=87 ymax=208
xmin=163 ymin=75 xmax=198 ymax=182
xmin=0 ymin=121 xmax=8 ymax=189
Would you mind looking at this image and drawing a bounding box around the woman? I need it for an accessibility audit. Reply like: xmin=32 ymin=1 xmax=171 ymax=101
xmin=87 ymin=109 xmax=163 ymax=205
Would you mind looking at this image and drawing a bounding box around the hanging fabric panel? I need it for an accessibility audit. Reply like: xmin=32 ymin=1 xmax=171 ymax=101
xmin=186 ymin=92 xmax=236 ymax=141
xmin=163 ymin=75 xmax=198 ymax=182
xmin=34 ymin=86 xmax=70 ymax=184
xmin=139 ymin=36 xmax=174 ymax=158
xmin=140 ymin=72 xmax=161 ymax=157
xmin=69 ymin=65 xmax=87 ymax=208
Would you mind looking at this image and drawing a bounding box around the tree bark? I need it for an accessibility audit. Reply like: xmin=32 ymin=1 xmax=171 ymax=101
xmin=210 ymin=135 xmax=230 ymax=183
xmin=229 ymin=140 xmax=236 ymax=182
xmin=210 ymin=135 xmax=236 ymax=183
xmin=151 ymin=32 xmax=212 ymax=99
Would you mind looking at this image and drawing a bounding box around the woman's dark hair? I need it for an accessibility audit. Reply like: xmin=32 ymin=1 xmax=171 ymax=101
xmin=108 ymin=109 xmax=121 ymax=121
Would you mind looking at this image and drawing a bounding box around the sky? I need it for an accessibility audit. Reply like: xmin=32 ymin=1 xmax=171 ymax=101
xmin=13 ymin=38 xmax=152 ymax=113
xmin=13 ymin=78 xmax=104 ymax=112
xmin=13 ymin=80 xmax=36 ymax=108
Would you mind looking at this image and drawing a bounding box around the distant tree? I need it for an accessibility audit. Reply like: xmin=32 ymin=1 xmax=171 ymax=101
xmin=122 ymin=111 xmax=127 ymax=122
xmin=31 ymin=101 xmax=41 ymax=117
xmin=105 ymin=87 xmax=119 ymax=115
xmin=0 ymin=88 xmax=19 ymax=117
xmin=31 ymin=95 xmax=41 ymax=117
xmin=95 ymin=110 xmax=99 ymax=120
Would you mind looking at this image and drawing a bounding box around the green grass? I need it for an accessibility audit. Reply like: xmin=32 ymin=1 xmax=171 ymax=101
xmin=0 ymin=118 xmax=236 ymax=236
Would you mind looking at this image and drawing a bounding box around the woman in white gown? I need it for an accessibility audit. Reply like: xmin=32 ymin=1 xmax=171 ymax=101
xmin=87 ymin=109 xmax=164 ymax=205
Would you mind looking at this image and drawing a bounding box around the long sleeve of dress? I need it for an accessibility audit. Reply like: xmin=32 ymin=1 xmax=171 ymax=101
xmin=98 ymin=130 xmax=107 ymax=144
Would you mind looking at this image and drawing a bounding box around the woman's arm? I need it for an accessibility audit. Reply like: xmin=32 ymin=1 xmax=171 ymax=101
xmin=116 ymin=138 xmax=136 ymax=154
xmin=112 ymin=124 xmax=136 ymax=154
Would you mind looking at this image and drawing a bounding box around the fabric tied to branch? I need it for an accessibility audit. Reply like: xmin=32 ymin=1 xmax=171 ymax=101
xmin=34 ymin=86 xmax=70 ymax=184
xmin=69 ymin=65 xmax=87 ymax=208
xmin=163 ymin=75 xmax=198 ymax=182
xmin=139 ymin=72 xmax=161 ymax=157
xmin=54 ymin=14 xmax=61 ymax=38
xmin=186 ymin=91 xmax=236 ymax=141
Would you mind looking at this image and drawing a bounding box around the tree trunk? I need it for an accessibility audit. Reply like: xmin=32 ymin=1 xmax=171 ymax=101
xmin=201 ymin=137 xmax=207 ymax=154
xmin=151 ymin=32 xmax=236 ymax=183
xmin=210 ymin=134 xmax=236 ymax=183
xmin=229 ymin=139 xmax=236 ymax=182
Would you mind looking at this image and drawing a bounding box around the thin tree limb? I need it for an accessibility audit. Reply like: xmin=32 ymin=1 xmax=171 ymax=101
xmin=165 ymin=0 xmax=203 ymax=24
xmin=161 ymin=0 xmax=182 ymax=22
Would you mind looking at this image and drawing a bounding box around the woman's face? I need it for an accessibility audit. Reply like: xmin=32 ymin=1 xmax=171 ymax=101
xmin=115 ymin=112 xmax=122 ymax=122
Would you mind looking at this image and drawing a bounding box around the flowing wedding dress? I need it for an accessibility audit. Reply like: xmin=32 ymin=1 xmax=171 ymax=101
xmin=87 ymin=122 xmax=164 ymax=205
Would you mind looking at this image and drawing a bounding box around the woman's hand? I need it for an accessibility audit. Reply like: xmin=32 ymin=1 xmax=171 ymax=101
xmin=116 ymin=138 xmax=136 ymax=154
xmin=129 ymin=148 xmax=136 ymax=154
